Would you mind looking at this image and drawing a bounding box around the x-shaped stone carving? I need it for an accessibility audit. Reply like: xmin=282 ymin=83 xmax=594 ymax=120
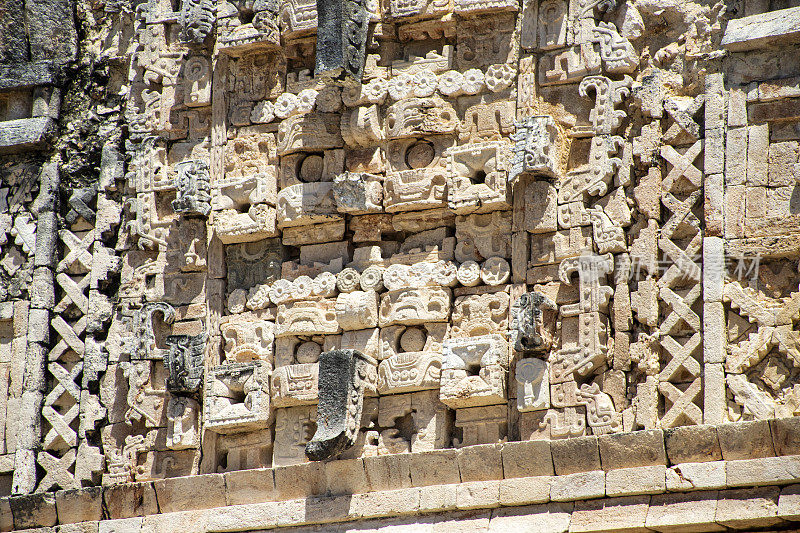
xmin=658 ymin=284 xmax=702 ymax=337
xmin=37 ymin=449 xmax=78 ymax=491
xmin=42 ymin=361 xmax=83 ymax=450
xmin=658 ymin=332 xmax=702 ymax=382
xmin=57 ymin=229 xmax=94 ymax=275
xmin=658 ymin=379 xmax=703 ymax=427
xmin=54 ymin=272 xmax=90 ymax=315
xmin=660 ymin=141 xmax=703 ymax=192
xmin=659 ymin=190 xmax=702 ymax=289
xmin=663 ymin=95 xmax=704 ymax=144
xmin=50 ymin=315 xmax=86 ymax=359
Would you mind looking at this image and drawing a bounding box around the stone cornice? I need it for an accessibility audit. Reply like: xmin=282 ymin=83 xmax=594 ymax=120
xmin=3 ymin=419 xmax=800 ymax=531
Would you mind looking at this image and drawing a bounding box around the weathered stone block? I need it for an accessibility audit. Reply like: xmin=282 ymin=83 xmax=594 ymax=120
xmin=721 ymin=6 xmax=800 ymax=51
xmin=363 ymin=453 xmax=413 ymax=492
xmin=665 ymin=461 xmax=727 ymax=492
xmin=224 ymin=468 xmax=276 ymax=506
xmin=55 ymin=487 xmax=102 ymax=525
xmin=715 ymin=487 xmax=783 ymax=529
xmin=550 ymin=435 xmax=601 ymax=475
xmin=457 ymin=443 xmax=503 ymax=482
xmin=9 ymin=492 xmax=57 ymax=529
xmin=350 ymin=488 xmax=421 ymax=519
xmin=501 ymin=440 xmax=554 ymax=478
xmin=605 ymin=465 xmax=666 ymax=497
xmin=664 ymin=425 xmax=722 ymax=464
xmin=726 ymin=456 xmax=800 ymax=487
xmin=102 ymin=482 xmax=159 ymax=519
xmin=456 ymin=480 xmax=500 ymax=510
xmin=778 ymin=484 xmax=800 ymax=520
xmin=204 ymin=502 xmax=280 ymax=532
xmin=153 ymin=473 xmax=226 ymax=514
xmin=598 ymin=429 xmax=666 ymax=470
xmin=570 ymin=496 xmax=650 ymax=533
xmin=273 ymin=461 xmax=326 ymax=500
xmin=498 ymin=477 xmax=551 ymax=506
xmin=489 ymin=503 xmax=573 ymax=532
xmin=409 ymin=449 xmax=461 ymax=487
xmin=549 ymin=470 xmax=605 ymax=502
xmin=0 ymin=117 xmax=55 ymax=154
xmin=770 ymin=417 xmax=800 ymax=456
xmin=419 ymin=483 xmax=459 ymax=513
xmin=325 ymin=458 xmax=370 ymax=495
xmin=98 ymin=517 xmax=144 ymax=533
xmin=717 ymin=420 xmax=776 ymax=460
xmin=646 ymin=491 xmax=724 ymax=532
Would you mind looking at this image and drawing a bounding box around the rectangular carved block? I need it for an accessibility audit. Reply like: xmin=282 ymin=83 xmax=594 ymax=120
xmin=440 ymin=334 xmax=509 ymax=408
xmin=204 ymin=362 xmax=273 ymax=433
xmin=276 ymin=299 xmax=340 ymax=337
xmin=271 ymin=363 xmax=319 ymax=407
xmin=378 ymin=288 xmax=452 ymax=326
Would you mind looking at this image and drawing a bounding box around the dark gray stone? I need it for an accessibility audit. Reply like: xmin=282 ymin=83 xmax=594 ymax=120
xmin=0 ymin=117 xmax=56 ymax=154
xmin=314 ymin=0 xmax=370 ymax=80
xmin=226 ymin=238 xmax=283 ymax=292
xmin=66 ymin=184 xmax=97 ymax=225
xmin=511 ymin=291 xmax=557 ymax=354
xmin=306 ymin=349 xmax=377 ymax=461
xmin=0 ymin=61 xmax=61 ymax=90
xmin=172 ymin=159 xmax=211 ymax=217
xmin=99 ymin=141 xmax=124 ymax=190
xmin=26 ymin=0 xmax=78 ymax=62
xmin=133 ymin=302 xmax=176 ymax=360
xmin=0 ymin=0 xmax=29 ymax=63
xmin=165 ymin=333 xmax=206 ymax=393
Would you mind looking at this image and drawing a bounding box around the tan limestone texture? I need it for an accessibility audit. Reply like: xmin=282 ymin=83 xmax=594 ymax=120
xmin=2 ymin=0 xmax=800 ymax=530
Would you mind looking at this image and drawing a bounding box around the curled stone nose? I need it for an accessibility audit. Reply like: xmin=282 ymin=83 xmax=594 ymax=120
xmin=314 ymin=0 xmax=370 ymax=81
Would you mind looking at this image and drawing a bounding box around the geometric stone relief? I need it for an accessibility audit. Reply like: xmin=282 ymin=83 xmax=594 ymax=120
xmin=273 ymin=405 xmax=317 ymax=467
xmin=377 ymin=323 xmax=447 ymax=394
xmin=724 ymin=280 xmax=800 ymax=420
xmin=12 ymin=0 xmax=800 ymax=498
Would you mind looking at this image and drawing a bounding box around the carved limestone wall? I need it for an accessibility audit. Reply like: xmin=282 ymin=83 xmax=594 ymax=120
xmin=2 ymin=0 xmax=800 ymax=508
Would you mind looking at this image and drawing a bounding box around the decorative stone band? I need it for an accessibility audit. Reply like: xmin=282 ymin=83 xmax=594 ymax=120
xmin=4 ymin=419 xmax=800 ymax=531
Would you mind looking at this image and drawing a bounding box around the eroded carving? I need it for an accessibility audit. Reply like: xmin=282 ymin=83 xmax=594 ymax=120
xmin=305 ymin=349 xmax=377 ymax=460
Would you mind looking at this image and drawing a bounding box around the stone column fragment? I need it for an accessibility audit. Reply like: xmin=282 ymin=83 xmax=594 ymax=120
xmin=13 ymin=161 xmax=59 ymax=494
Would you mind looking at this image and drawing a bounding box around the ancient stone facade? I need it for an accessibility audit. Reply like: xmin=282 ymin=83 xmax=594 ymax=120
xmin=2 ymin=0 xmax=800 ymax=530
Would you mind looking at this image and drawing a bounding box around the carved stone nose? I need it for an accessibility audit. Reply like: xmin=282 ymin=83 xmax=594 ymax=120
xmin=314 ymin=0 xmax=370 ymax=80
xmin=305 ymin=349 xmax=377 ymax=461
